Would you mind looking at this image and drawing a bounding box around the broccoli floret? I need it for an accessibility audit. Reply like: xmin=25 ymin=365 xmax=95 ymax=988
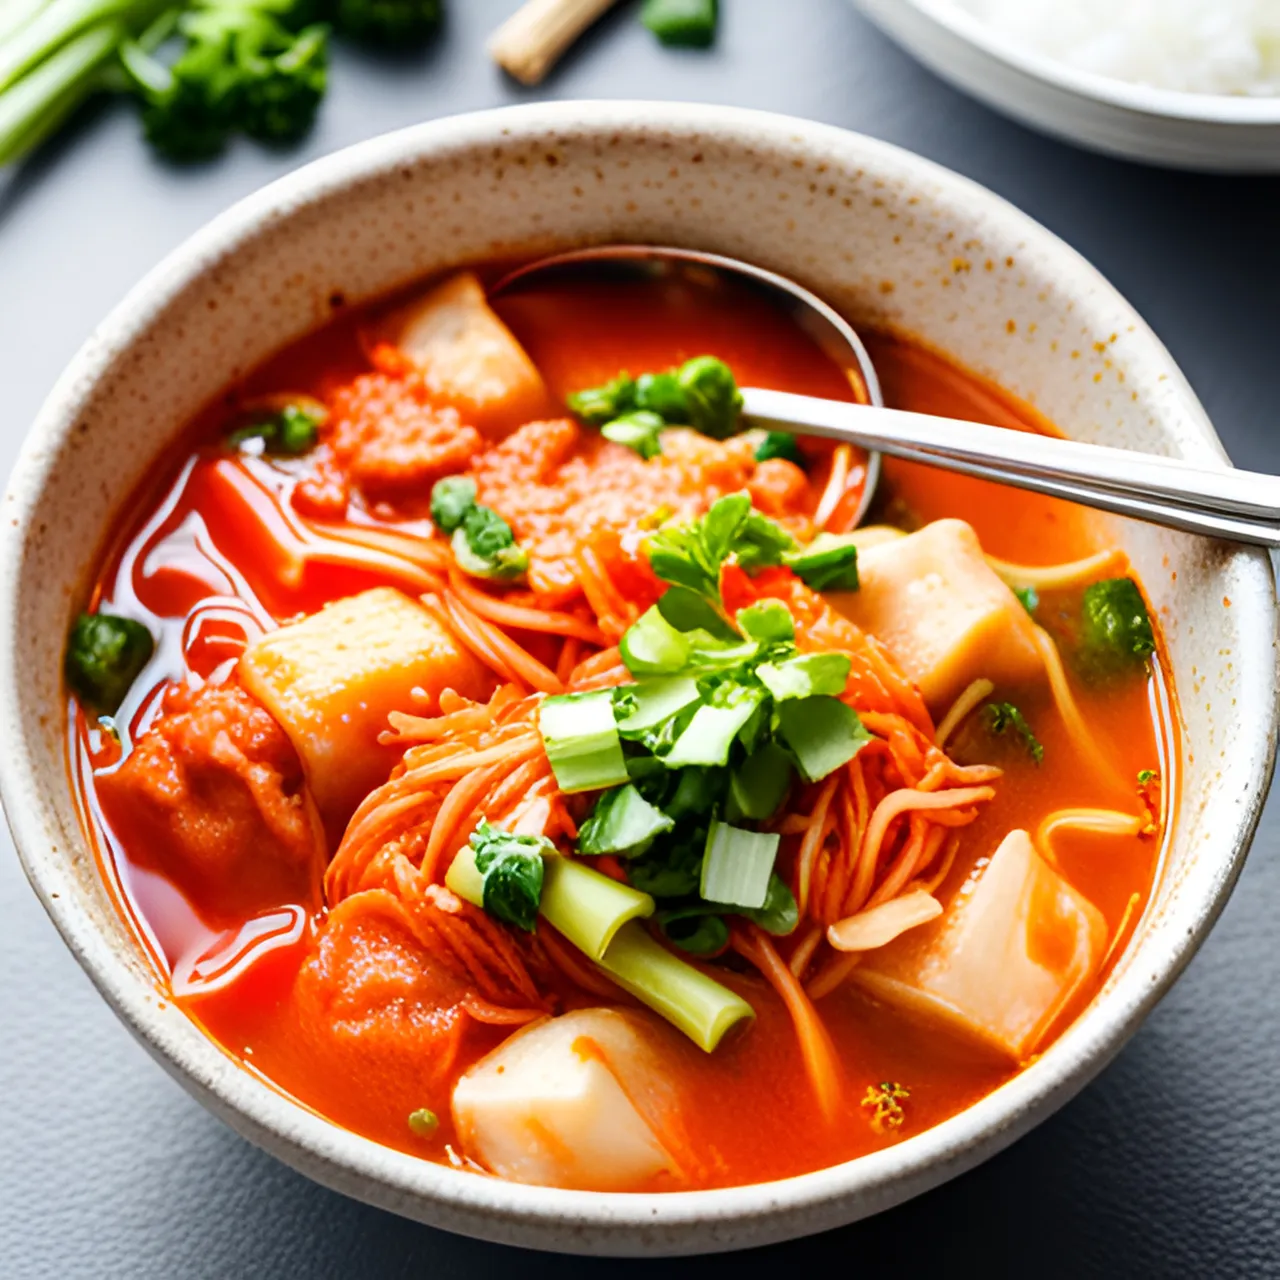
xmin=121 ymin=1 xmax=329 ymax=161
xmin=1080 ymin=577 xmax=1155 ymax=675
xmin=66 ymin=612 xmax=155 ymax=714
xmin=330 ymin=0 xmax=441 ymax=45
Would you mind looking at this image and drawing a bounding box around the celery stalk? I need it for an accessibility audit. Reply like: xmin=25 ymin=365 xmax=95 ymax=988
xmin=596 ymin=922 xmax=754 ymax=1052
xmin=446 ymin=847 xmax=654 ymax=960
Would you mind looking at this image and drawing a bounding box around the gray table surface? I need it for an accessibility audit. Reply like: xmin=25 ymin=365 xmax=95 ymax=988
xmin=3 ymin=1 xmax=1279 ymax=1275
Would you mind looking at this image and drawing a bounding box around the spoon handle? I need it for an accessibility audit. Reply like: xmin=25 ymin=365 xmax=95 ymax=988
xmin=743 ymin=388 xmax=1280 ymax=548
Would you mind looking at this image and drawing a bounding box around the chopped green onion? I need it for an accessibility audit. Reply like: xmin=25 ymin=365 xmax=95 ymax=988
xmin=567 ymin=372 xmax=636 ymax=425
xmin=468 ymin=820 xmax=551 ymax=932
xmin=664 ymin=687 xmax=765 ymax=768
xmin=657 ymin=906 xmax=729 ymax=956
xmin=735 ymin=599 xmax=794 ymax=644
xmin=619 ymin=605 xmax=691 ymax=675
xmin=65 ymin=611 xmax=155 ymax=715
xmin=754 ymin=431 xmax=804 ymax=465
xmin=577 ymin=784 xmax=674 ymax=856
xmin=783 ymin=532 xmax=860 ymax=592
xmin=407 ymin=1108 xmax=439 ymax=1137
xmin=676 ymin=354 xmax=740 ymax=436
xmin=227 ymin=404 xmax=322 ymax=456
xmin=595 ymin=921 xmax=752 ymax=1052
xmin=740 ymin=874 xmax=799 ymax=936
xmin=700 ymin=820 xmax=779 ymax=910
xmin=614 ymin=675 xmax=701 ymax=735
xmin=447 ymin=845 xmax=653 ymax=960
xmin=1013 ymin=585 xmax=1039 ymax=615
xmin=776 ymin=696 xmax=871 ymax=783
xmin=1138 ymin=768 xmax=1156 ymax=785
xmin=634 ymin=371 xmax=688 ymax=421
xmin=539 ymin=690 xmax=630 ymax=793
xmin=430 ymin=475 xmax=476 ymax=532
xmin=756 ymin=652 xmax=851 ymax=701
xmin=727 ymin=740 xmax=792 ymax=821
xmin=602 ymin=410 xmax=665 ymax=459
xmin=540 ymin=855 xmax=654 ymax=959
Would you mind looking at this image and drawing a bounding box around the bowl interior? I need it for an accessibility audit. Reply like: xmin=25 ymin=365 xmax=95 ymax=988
xmin=2 ymin=102 xmax=1274 ymax=1255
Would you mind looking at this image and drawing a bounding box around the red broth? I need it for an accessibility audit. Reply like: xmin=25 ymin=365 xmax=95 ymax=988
xmin=70 ymin=273 xmax=1172 ymax=1190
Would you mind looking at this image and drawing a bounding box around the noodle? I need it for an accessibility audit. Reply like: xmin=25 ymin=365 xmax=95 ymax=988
xmin=986 ymin=547 xmax=1127 ymax=591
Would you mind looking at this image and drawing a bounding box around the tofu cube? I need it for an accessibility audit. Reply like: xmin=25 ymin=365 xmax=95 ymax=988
xmin=452 ymin=1009 xmax=677 ymax=1191
xmin=239 ymin=587 xmax=492 ymax=829
xmin=829 ymin=518 xmax=1042 ymax=713
xmin=853 ymin=830 xmax=1107 ymax=1060
xmin=378 ymin=271 xmax=550 ymax=434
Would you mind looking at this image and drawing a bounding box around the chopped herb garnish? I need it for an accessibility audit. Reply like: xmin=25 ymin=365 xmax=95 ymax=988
xmin=985 ymin=701 xmax=1044 ymax=764
xmin=407 ymin=1108 xmax=439 ymax=1137
xmin=756 ymin=652 xmax=851 ymax=701
xmin=578 ymin=784 xmax=675 ymax=857
xmin=641 ymin=0 xmax=718 ymax=48
xmin=1080 ymin=577 xmax=1155 ymax=673
xmin=469 ymin=820 xmax=551 ymax=932
xmin=634 ymin=371 xmax=687 ymax=420
xmin=227 ymin=403 xmax=322 ymax=456
xmin=776 ymin=696 xmax=871 ymax=783
xmin=1013 ymin=585 xmax=1039 ymax=615
xmin=754 ymin=431 xmax=805 ymax=466
xmin=1137 ymin=768 xmax=1156 ymax=785
xmin=567 ymin=372 xmax=636 ymax=425
xmin=430 ymin=475 xmax=477 ymax=533
xmin=452 ymin=504 xmax=528 ymax=582
xmin=567 ymin=356 xmax=740 ymax=441
xmin=65 ymin=611 xmax=155 ymax=715
xmin=862 ymin=1081 xmax=910 ymax=1134
xmin=602 ymin=410 xmax=666 ymax=459
xmin=783 ymin=533 xmax=860 ymax=592
xmin=657 ymin=906 xmax=730 ymax=956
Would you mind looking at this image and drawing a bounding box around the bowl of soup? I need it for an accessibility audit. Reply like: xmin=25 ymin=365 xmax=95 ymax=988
xmin=1 ymin=102 xmax=1275 ymax=1254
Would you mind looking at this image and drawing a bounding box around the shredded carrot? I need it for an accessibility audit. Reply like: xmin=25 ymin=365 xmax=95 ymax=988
xmin=449 ymin=570 xmax=606 ymax=645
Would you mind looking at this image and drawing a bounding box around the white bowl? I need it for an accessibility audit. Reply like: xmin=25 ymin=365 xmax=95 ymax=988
xmin=0 ymin=102 xmax=1275 ymax=1255
xmin=855 ymin=0 xmax=1280 ymax=171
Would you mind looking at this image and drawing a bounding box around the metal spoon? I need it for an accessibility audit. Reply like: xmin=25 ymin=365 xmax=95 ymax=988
xmin=492 ymin=245 xmax=1280 ymax=549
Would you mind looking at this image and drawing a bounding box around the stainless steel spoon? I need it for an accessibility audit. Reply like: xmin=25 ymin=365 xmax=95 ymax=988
xmin=492 ymin=245 xmax=1280 ymax=548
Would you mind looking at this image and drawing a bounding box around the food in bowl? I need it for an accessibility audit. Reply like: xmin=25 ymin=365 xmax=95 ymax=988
xmin=65 ymin=259 xmax=1173 ymax=1193
xmin=950 ymin=0 xmax=1280 ymax=96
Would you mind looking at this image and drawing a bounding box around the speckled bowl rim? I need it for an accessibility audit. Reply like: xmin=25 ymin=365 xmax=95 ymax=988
xmin=1 ymin=102 xmax=1276 ymax=1255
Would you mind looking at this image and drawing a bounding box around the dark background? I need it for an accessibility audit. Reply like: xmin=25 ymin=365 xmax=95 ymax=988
xmin=1 ymin=1 xmax=1277 ymax=1275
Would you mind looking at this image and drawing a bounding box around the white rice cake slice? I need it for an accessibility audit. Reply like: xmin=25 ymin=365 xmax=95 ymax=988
xmin=829 ymin=518 xmax=1043 ymax=714
xmin=853 ymin=829 xmax=1107 ymax=1060
xmin=452 ymin=1008 xmax=677 ymax=1191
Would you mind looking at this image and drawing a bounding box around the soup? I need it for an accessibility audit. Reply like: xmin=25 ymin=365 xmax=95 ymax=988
xmin=66 ymin=264 xmax=1172 ymax=1192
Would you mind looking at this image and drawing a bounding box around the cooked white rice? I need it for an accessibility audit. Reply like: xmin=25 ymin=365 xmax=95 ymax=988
xmin=952 ymin=0 xmax=1280 ymax=96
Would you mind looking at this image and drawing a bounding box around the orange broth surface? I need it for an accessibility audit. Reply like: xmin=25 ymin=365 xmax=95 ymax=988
xmin=71 ymin=271 xmax=1172 ymax=1190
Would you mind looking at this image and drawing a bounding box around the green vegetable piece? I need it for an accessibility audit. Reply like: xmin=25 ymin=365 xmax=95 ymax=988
xmin=614 ymin=675 xmax=701 ymax=736
xmin=777 ymin=696 xmax=871 ymax=783
xmin=407 ymin=1108 xmax=439 ymax=1137
xmin=783 ymin=533 xmax=861 ymax=592
xmin=727 ymin=740 xmax=793 ymax=821
xmin=740 ymin=873 xmax=799 ymax=936
xmin=756 ymin=652 xmax=851 ymax=701
xmin=641 ymin=0 xmax=718 ymax=49
xmin=577 ymin=784 xmax=675 ymax=857
xmin=657 ymin=585 xmax=736 ymax=638
xmin=732 ymin=510 xmax=798 ymax=572
xmin=602 ymin=410 xmax=665 ymax=459
xmin=735 ymin=599 xmax=794 ymax=644
xmin=634 ymin=371 xmax=688 ymax=421
xmin=627 ymin=830 xmax=704 ymax=898
xmin=754 ymin=431 xmax=804 ymax=465
xmin=470 ymin=820 xmax=550 ymax=932
xmin=430 ymin=475 xmax=477 ymax=532
xmin=65 ymin=611 xmax=155 ymax=715
xmin=1080 ymin=577 xmax=1156 ymax=672
xmin=227 ymin=404 xmax=321 ymax=455
xmin=1138 ymin=768 xmax=1156 ymax=785
xmin=701 ymin=820 xmax=779 ymax=910
xmin=657 ymin=907 xmax=729 ymax=956
xmin=676 ymin=355 xmax=742 ymax=439
xmin=333 ymin=0 xmax=442 ymax=45
xmin=619 ymin=605 xmax=691 ymax=675
xmin=665 ymin=687 xmax=765 ymax=768
xmin=451 ymin=503 xmax=527 ymax=581
xmin=1014 ymin=585 xmax=1039 ymax=615
xmin=665 ymin=767 xmax=722 ymax=820
xmin=539 ymin=689 xmax=630 ymax=793
xmin=985 ymin=702 xmax=1044 ymax=765
xmin=595 ymin=921 xmax=753 ymax=1052
xmin=567 ymin=372 xmax=636 ymax=425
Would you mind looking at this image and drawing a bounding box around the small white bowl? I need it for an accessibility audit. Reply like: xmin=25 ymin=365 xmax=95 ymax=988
xmin=855 ymin=0 xmax=1280 ymax=171
xmin=0 ymin=102 xmax=1276 ymax=1255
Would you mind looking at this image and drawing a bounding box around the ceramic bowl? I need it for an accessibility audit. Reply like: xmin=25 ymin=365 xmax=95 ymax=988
xmin=1 ymin=102 xmax=1275 ymax=1256
xmin=854 ymin=0 xmax=1280 ymax=172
